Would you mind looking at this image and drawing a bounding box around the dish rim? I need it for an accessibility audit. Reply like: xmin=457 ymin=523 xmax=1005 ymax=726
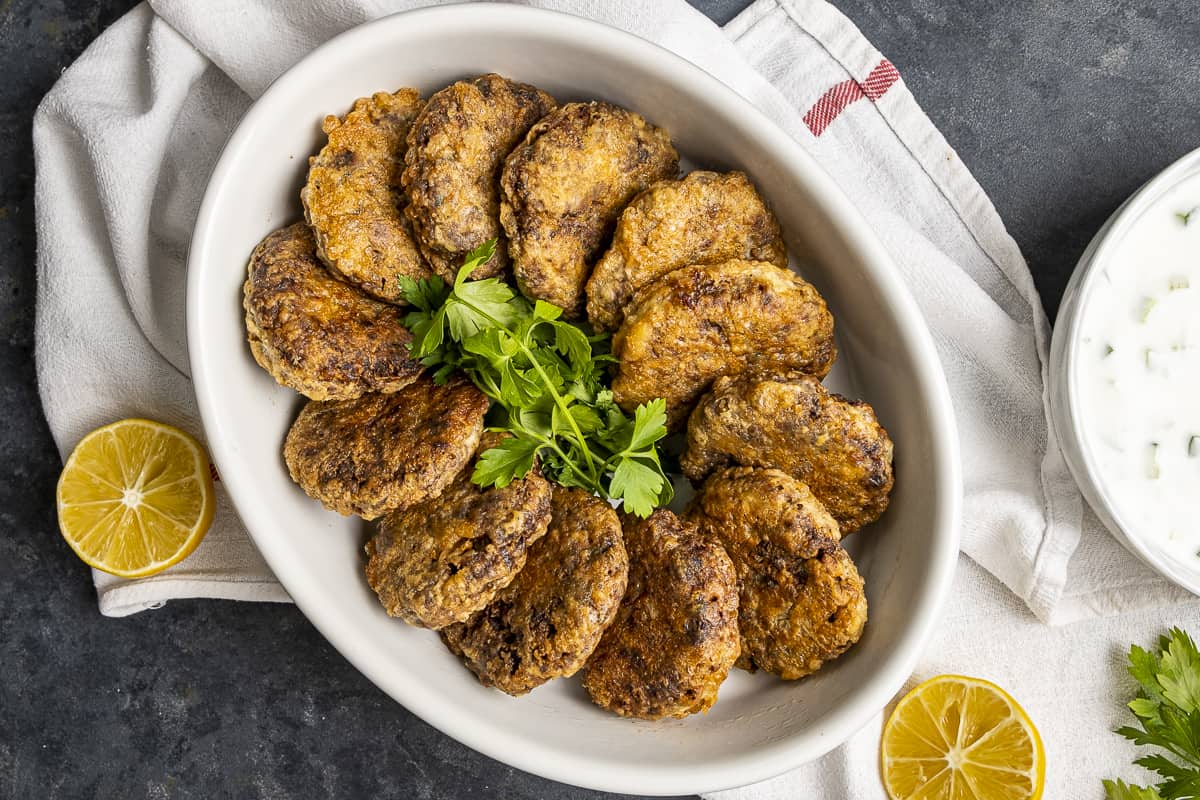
xmin=186 ymin=4 xmax=963 ymax=794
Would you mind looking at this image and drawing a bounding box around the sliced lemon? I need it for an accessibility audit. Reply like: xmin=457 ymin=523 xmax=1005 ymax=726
xmin=56 ymin=418 xmax=215 ymax=578
xmin=881 ymin=674 xmax=1045 ymax=800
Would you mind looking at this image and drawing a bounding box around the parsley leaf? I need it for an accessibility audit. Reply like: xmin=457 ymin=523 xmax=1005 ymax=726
xmin=607 ymin=457 xmax=668 ymax=519
xmin=1104 ymin=779 xmax=1165 ymax=800
xmin=400 ymin=240 xmax=672 ymax=516
xmin=628 ymin=398 xmax=669 ymax=452
xmin=1158 ymin=630 xmax=1200 ymax=713
xmin=1108 ymin=629 xmax=1200 ymax=799
xmin=472 ymin=435 xmax=539 ymax=489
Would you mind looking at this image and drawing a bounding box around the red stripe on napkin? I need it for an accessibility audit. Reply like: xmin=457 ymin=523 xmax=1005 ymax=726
xmin=804 ymin=59 xmax=900 ymax=136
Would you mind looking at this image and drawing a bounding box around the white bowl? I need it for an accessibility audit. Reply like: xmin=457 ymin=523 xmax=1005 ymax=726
xmin=187 ymin=6 xmax=961 ymax=794
xmin=1049 ymin=146 xmax=1200 ymax=596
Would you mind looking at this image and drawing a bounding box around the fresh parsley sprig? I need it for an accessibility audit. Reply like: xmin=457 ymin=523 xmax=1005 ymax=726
xmin=397 ymin=240 xmax=673 ymax=517
xmin=1105 ymin=628 xmax=1200 ymax=800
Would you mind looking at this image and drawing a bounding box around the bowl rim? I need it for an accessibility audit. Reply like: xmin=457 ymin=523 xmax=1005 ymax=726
xmin=1054 ymin=145 xmax=1200 ymax=596
xmin=186 ymin=4 xmax=962 ymax=794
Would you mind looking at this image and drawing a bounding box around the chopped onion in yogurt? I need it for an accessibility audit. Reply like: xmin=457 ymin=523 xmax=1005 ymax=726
xmin=1077 ymin=180 xmax=1200 ymax=566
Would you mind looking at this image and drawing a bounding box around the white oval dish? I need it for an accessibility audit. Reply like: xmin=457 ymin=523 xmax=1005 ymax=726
xmin=1050 ymin=146 xmax=1200 ymax=596
xmin=187 ymin=6 xmax=961 ymax=795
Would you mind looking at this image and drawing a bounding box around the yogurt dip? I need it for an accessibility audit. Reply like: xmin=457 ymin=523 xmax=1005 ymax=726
xmin=1075 ymin=175 xmax=1200 ymax=569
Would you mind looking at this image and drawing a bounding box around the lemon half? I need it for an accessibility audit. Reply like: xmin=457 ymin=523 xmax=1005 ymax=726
xmin=881 ymin=673 xmax=1045 ymax=800
xmin=56 ymin=418 xmax=215 ymax=578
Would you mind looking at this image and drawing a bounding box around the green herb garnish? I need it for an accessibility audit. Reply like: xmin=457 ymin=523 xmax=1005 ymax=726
xmin=1105 ymin=780 xmax=1165 ymax=800
xmin=397 ymin=240 xmax=672 ymax=517
xmin=1104 ymin=629 xmax=1200 ymax=799
xmin=1177 ymin=208 xmax=1197 ymax=226
xmin=1105 ymin=344 xmax=1116 ymax=358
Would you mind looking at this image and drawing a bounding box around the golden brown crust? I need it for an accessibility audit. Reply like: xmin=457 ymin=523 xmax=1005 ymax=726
xmin=500 ymin=101 xmax=679 ymax=316
xmin=364 ymin=434 xmax=552 ymax=630
xmin=611 ymin=259 xmax=836 ymax=429
xmin=682 ymin=373 xmax=894 ymax=533
xmin=243 ymin=223 xmax=423 ymax=400
xmin=586 ymin=171 xmax=787 ymax=332
xmin=302 ymin=89 xmax=430 ymax=304
xmin=282 ymin=376 xmax=488 ymax=520
xmin=685 ymin=467 xmax=867 ymax=680
xmin=581 ymin=509 xmax=739 ymax=719
xmin=403 ymin=74 xmax=555 ymax=281
xmin=441 ymin=487 xmax=627 ymax=696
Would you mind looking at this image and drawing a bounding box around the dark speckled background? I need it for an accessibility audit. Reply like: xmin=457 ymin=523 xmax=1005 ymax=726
xmin=4 ymin=1 xmax=1200 ymax=798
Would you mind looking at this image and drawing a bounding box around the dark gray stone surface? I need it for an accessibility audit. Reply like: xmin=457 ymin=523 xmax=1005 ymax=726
xmin=3 ymin=0 xmax=1198 ymax=798
xmin=823 ymin=0 xmax=1200 ymax=318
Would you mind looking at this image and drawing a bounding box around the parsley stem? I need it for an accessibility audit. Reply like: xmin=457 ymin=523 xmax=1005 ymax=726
xmin=516 ymin=425 xmax=602 ymax=494
xmin=454 ymin=297 xmax=600 ymax=483
xmin=1163 ymin=739 xmax=1200 ymax=769
xmin=472 ymin=369 xmax=503 ymax=401
xmin=599 ymin=449 xmax=634 ymax=475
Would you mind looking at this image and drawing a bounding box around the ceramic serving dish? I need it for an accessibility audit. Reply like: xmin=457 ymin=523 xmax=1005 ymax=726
xmin=1049 ymin=146 xmax=1200 ymax=596
xmin=187 ymin=5 xmax=961 ymax=794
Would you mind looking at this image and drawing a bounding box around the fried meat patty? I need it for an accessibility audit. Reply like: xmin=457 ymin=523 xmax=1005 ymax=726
xmin=585 ymin=171 xmax=787 ymax=332
xmin=243 ymin=223 xmax=423 ymax=400
xmin=441 ymin=487 xmax=627 ymax=695
xmin=302 ymin=89 xmax=430 ymax=303
xmin=611 ymin=259 xmax=836 ymax=428
xmin=581 ymin=509 xmax=739 ymax=719
xmin=403 ymin=74 xmax=555 ymax=281
xmin=500 ymin=101 xmax=678 ymax=316
xmin=686 ymin=467 xmax=867 ymax=680
xmin=683 ymin=373 xmax=894 ymax=533
xmin=365 ymin=435 xmax=552 ymax=629
xmin=283 ymin=376 xmax=488 ymax=520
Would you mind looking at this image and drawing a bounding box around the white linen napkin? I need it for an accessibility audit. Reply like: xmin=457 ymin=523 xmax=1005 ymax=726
xmin=34 ymin=0 xmax=1183 ymax=621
